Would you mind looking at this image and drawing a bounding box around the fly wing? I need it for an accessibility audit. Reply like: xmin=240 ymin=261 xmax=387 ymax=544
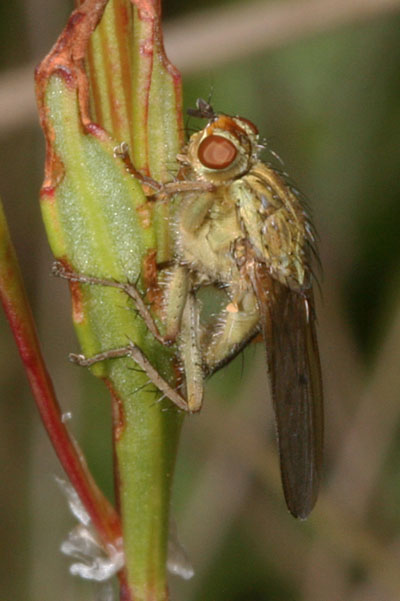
xmin=250 ymin=263 xmax=323 ymax=519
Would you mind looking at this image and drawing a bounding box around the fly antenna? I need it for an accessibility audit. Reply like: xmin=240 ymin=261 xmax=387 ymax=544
xmin=207 ymin=84 xmax=214 ymax=108
xmin=187 ymin=98 xmax=216 ymax=120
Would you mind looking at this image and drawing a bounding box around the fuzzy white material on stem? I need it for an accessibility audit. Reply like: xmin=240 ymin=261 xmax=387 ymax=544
xmin=56 ymin=477 xmax=124 ymax=582
xmin=56 ymin=478 xmax=194 ymax=584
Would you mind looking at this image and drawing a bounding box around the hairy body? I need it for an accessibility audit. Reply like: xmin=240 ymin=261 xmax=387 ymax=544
xmin=59 ymin=100 xmax=323 ymax=518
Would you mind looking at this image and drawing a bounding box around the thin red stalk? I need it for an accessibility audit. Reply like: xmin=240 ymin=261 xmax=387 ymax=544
xmin=0 ymin=202 xmax=121 ymax=551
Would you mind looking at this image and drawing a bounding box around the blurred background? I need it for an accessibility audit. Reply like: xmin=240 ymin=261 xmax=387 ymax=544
xmin=2 ymin=0 xmax=400 ymax=599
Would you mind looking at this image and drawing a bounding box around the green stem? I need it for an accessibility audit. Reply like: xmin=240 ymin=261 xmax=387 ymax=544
xmin=110 ymin=378 xmax=183 ymax=600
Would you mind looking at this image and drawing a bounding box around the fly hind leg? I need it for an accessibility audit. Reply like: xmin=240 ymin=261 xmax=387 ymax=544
xmin=69 ymin=343 xmax=190 ymax=412
xmin=69 ymin=288 xmax=204 ymax=414
xmin=204 ymin=289 xmax=260 ymax=375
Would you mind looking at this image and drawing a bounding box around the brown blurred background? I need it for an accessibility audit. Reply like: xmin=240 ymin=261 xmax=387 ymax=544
xmin=2 ymin=0 xmax=400 ymax=599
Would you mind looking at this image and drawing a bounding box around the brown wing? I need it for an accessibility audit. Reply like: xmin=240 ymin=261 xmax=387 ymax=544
xmin=250 ymin=262 xmax=323 ymax=519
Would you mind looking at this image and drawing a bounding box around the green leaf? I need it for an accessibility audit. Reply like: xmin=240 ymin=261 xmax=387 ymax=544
xmin=35 ymin=1 xmax=184 ymax=598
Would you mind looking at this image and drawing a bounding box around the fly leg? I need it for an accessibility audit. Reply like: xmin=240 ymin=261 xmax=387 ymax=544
xmin=69 ymin=293 xmax=204 ymax=413
xmin=52 ymin=261 xmax=168 ymax=344
xmin=54 ymin=261 xmax=203 ymax=412
xmin=160 ymin=265 xmax=204 ymax=411
xmin=69 ymin=343 xmax=190 ymax=412
xmin=178 ymin=292 xmax=204 ymax=412
xmin=204 ymin=288 xmax=260 ymax=375
xmin=114 ymin=142 xmax=215 ymax=198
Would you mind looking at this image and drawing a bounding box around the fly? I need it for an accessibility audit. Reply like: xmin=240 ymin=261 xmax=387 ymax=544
xmin=55 ymin=99 xmax=323 ymax=519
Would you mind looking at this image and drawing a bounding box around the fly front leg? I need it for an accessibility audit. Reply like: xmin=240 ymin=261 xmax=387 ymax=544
xmin=157 ymin=180 xmax=216 ymax=199
xmin=114 ymin=141 xmax=215 ymax=199
xmin=114 ymin=142 xmax=162 ymax=194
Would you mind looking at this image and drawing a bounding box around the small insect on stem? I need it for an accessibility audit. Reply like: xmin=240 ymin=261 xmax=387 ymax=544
xmin=56 ymin=98 xmax=323 ymax=518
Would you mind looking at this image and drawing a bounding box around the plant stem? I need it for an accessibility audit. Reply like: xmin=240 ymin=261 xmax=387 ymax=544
xmin=35 ymin=1 xmax=185 ymax=598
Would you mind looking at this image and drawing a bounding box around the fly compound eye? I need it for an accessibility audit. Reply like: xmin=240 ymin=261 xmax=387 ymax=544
xmin=197 ymin=135 xmax=238 ymax=170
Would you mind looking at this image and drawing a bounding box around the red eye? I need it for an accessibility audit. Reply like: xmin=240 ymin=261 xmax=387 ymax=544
xmin=198 ymin=135 xmax=237 ymax=169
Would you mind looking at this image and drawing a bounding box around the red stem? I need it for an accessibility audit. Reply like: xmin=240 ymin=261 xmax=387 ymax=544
xmin=0 ymin=205 xmax=122 ymax=551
